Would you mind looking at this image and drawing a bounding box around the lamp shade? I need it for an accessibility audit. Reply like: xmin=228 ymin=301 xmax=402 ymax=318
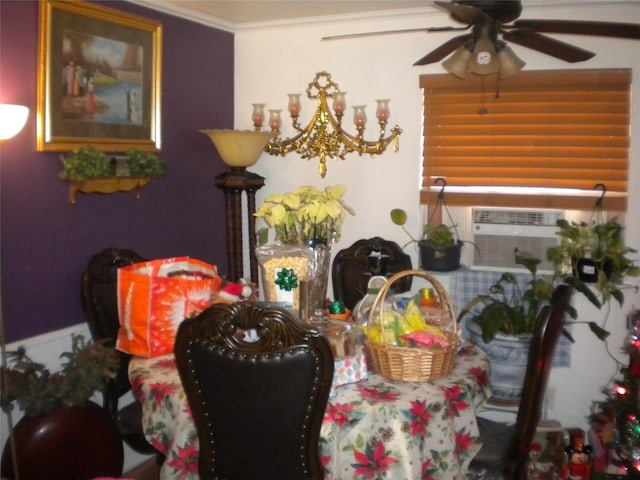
xmin=467 ymin=37 xmax=500 ymax=76
xmin=498 ymin=45 xmax=526 ymax=79
xmin=200 ymin=129 xmax=274 ymax=168
xmin=442 ymin=47 xmax=472 ymax=79
xmin=0 ymin=104 xmax=29 ymax=142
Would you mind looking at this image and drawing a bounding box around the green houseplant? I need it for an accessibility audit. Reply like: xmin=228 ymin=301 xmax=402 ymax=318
xmin=458 ymin=253 xmax=608 ymax=344
xmin=0 ymin=335 xmax=123 ymax=478
xmin=546 ymin=217 xmax=639 ymax=306
xmin=1 ymin=335 xmax=119 ymax=417
xmin=390 ymin=208 xmax=475 ymax=272
xmin=458 ymin=253 xmax=608 ymax=403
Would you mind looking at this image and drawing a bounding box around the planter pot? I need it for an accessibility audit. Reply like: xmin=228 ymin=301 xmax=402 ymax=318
xmin=419 ymin=240 xmax=462 ymax=272
xmin=1 ymin=402 xmax=123 ymax=480
xmin=466 ymin=318 xmax=532 ymax=405
xmin=577 ymin=257 xmax=598 ymax=283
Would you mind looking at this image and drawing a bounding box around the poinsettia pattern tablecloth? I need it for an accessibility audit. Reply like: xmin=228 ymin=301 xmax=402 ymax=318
xmin=129 ymin=344 xmax=491 ymax=480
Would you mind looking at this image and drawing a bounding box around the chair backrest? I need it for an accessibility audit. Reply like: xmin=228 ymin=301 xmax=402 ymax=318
xmin=509 ymin=278 xmax=575 ymax=478
xmin=174 ymin=302 xmax=335 ymax=480
xmin=332 ymin=236 xmax=413 ymax=310
xmin=81 ymin=247 xmax=145 ymax=411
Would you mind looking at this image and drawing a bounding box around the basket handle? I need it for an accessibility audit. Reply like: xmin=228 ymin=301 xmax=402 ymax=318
xmin=367 ymin=269 xmax=457 ymax=346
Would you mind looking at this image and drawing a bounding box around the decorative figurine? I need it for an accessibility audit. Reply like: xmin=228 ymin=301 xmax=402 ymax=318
xmin=526 ymin=442 xmax=543 ymax=480
xmin=562 ymin=439 xmax=592 ymax=480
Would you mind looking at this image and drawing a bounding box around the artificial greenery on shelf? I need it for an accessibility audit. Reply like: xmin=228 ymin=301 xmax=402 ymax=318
xmin=0 ymin=335 xmax=119 ymax=418
xmin=59 ymin=146 xmax=167 ymax=181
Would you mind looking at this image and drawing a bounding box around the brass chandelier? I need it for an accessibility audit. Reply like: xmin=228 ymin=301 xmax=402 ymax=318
xmin=252 ymin=71 xmax=402 ymax=178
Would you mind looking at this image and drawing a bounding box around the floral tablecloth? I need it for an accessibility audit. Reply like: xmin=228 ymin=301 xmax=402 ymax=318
xmin=129 ymin=344 xmax=491 ymax=480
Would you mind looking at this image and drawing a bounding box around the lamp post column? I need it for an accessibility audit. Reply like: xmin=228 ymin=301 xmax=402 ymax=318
xmin=214 ymin=169 xmax=265 ymax=284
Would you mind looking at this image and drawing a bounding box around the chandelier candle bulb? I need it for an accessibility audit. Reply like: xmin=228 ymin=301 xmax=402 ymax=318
xmin=288 ymin=94 xmax=301 ymax=116
xmin=269 ymin=110 xmax=282 ymax=132
xmin=353 ymin=106 xmax=367 ymax=128
xmin=252 ymin=103 xmax=265 ymax=129
xmin=333 ymin=91 xmax=346 ymax=115
xmin=376 ymin=99 xmax=390 ymax=123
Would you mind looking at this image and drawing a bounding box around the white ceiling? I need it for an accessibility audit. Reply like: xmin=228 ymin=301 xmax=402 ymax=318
xmin=130 ymin=0 xmax=639 ymax=32
xmin=131 ymin=1 xmax=432 ymax=31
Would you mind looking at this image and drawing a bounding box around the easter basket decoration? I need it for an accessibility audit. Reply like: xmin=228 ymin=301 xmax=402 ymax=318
xmin=364 ymin=270 xmax=460 ymax=382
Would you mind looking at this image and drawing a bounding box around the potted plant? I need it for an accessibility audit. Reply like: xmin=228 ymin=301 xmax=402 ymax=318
xmin=458 ymin=253 xmax=608 ymax=403
xmin=390 ymin=208 xmax=473 ymax=272
xmin=547 ymin=217 xmax=639 ymax=306
xmin=254 ymin=185 xmax=355 ymax=317
xmin=1 ymin=334 xmax=119 ymax=418
xmin=255 ymin=184 xmax=355 ymax=247
xmin=0 ymin=335 xmax=123 ymax=477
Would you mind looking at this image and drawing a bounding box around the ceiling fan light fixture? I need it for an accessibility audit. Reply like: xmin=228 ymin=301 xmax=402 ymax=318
xmin=467 ymin=36 xmax=500 ymax=76
xmin=442 ymin=45 xmax=472 ymax=79
xmin=497 ymin=44 xmax=525 ymax=79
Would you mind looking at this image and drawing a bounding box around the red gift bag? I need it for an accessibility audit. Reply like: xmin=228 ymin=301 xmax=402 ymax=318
xmin=116 ymin=257 xmax=222 ymax=356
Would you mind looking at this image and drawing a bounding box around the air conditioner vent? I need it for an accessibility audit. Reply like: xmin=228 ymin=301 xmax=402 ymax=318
xmin=473 ymin=208 xmax=562 ymax=226
xmin=471 ymin=208 xmax=564 ymax=273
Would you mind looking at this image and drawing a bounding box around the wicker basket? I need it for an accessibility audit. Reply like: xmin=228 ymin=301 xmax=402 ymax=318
xmin=364 ymin=269 xmax=460 ymax=382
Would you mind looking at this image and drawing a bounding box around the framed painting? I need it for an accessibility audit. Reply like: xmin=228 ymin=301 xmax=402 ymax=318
xmin=37 ymin=0 xmax=162 ymax=152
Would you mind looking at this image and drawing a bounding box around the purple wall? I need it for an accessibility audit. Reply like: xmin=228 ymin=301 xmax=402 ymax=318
xmin=0 ymin=1 xmax=234 ymax=342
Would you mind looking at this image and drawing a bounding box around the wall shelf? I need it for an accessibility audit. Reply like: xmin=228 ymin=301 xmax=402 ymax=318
xmin=66 ymin=176 xmax=155 ymax=205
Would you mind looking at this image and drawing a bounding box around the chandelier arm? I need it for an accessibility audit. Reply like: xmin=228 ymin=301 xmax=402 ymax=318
xmin=264 ymin=106 xmax=326 ymax=156
xmin=334 ymin=125 xmax=402 ymax=155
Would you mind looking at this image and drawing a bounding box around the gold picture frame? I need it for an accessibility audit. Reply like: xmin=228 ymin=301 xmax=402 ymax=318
xmin=37 ymin=0 xmax=162 ymax=152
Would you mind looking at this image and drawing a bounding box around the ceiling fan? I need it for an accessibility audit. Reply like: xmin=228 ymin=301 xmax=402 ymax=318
xmin=323 ymin=0 xmax=640 ymax=79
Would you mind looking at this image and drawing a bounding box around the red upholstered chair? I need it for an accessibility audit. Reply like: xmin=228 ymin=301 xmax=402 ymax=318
xmin=175 ymin=302 xmax=334 ymax=480
xmin=466 ymin=278 xmax=575 ymax=480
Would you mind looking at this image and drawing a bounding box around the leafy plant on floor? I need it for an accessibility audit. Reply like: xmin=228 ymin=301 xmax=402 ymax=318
xmin=0 ymin=335 xmax=119 ymax=417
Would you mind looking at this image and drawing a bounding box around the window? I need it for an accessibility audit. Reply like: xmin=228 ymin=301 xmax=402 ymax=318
xmin=420 ymin=69 xmax=631 ymax=211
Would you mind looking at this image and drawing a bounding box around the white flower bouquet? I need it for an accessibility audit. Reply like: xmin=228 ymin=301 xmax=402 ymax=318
xmin=255 ymin=184 xmax=355 ymax=246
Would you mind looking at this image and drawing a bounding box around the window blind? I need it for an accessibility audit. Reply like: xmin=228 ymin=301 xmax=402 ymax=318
xmin=420 ymin=69 xmax=631 ymax=210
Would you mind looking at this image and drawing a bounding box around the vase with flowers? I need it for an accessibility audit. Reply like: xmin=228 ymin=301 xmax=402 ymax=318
xmin=254 ymin=185 xmax=355 ymax=319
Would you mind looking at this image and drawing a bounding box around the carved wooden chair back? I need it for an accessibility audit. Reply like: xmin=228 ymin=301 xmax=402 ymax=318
xmin=175 ymin=302 xmax=334 ymax=480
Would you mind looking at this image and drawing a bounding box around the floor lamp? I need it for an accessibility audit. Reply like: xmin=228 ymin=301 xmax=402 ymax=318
xmin=0 ymin=103 xmax=30 ymax=480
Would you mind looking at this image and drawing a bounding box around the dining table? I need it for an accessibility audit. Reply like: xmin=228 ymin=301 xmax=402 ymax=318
xmin=129 ymin=342 xmax=491 ymax=480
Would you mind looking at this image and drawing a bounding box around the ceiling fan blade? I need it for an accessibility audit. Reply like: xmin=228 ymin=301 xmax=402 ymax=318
xmin=414 ymin=34 xmax=471 ymax=65
xmin=321 ymin=26 xmax=471 ymax=42
xmin=502 ymin=30 xmax=595 ymax=62
xmin=434 ymin=1 xmax=491 ymax=25
xmin=513 ymin=19 xmax=640 ymax=39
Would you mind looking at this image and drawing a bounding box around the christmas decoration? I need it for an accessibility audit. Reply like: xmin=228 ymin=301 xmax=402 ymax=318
xmin=590 ymin=309 xmax=640 ymax=479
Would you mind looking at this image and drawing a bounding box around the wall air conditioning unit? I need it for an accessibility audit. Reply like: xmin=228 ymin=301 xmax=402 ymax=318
xmin=471 ymin=208 xmax=563 ymax=273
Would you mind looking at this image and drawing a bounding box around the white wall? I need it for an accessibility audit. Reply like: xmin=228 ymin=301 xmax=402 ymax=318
xmin=235 ymin=3 xmax=640 ymax=432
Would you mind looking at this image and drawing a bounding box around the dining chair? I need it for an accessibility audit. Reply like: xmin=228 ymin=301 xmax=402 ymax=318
xmin=331 ymin=236 xmax=413 ymax=310
xmin=174 ymin=302 xmax=335 ymax=480
xmin=466 ymin=278 xmax=575 ymax=480
xmin=81 ymin=247 xmax=159 ymax=456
